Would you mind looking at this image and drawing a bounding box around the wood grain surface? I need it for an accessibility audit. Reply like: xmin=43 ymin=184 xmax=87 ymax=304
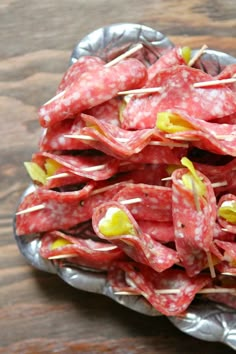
xmin=1 ymin=0 xmax=236 ymax=353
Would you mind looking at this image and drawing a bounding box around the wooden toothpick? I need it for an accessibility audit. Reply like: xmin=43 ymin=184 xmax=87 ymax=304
xmin=104 ymin=43 xmax=143 ymax=68
xmin=16 ymin=204 xmax=45 ymax=215
xmin=193 ymin=77 xmax=236 ymax=88
xmin=188 ymin=44 xmax=208 ymax=67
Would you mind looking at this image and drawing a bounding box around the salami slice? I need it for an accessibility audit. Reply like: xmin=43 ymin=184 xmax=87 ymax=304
xmin=33 ymin=151 xmax=120 ymax=181
xmin=122 ymin=65 xmax=236 ymax=129
xmin=204 ymin=275 xmax=236 ymax=309
xmin=16 ymin=181 xmax=129 ymax=235
xmin=127 ymin=145 xmax=186 ymax=165
xmin=57 ymin=56 xmax=105 ymax=93
xmin=39 ymin=58 xmax=147 ymax=128
xmin=213 ymin=223 xmax=236 ymax=242
xmin=216 ymin=63 xmax=236 ymax=92
xmin=147 ymin=46 xmax=188 ymax=81
xmin=39 ymin=116 xmax=89 ymax=151
xmin=215 ymin=240 xmax=236 ymax=266
xmin=172 ymin=163 xmax=217 ymax=276
xmin=92 ymin=201 xmax=179 ymax=272
xmin=78 ymin=113 xmax=154 ymax=159
xmin=40 ymin=230 xmax=125 ymax=270
xmin=157 ymin=111 xmax=236 ymax=157
xmin=112 ymin=183 xmax=173 ymax=222
xmin=109 ymin=262 xmax=211 ymax=316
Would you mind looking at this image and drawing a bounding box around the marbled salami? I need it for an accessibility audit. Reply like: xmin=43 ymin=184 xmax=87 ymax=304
xmin=122 ymin=65 xmax=236 ymax=129
xmin=92 ymin=201 xmax=178 ymax=272
xmin=109 ymin=262 xmax=210 ymax=316
xmin=39 ymin=58 xmax=147 ymax=128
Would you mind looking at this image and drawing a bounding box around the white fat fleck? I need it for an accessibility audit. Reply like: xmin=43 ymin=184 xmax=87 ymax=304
xmin=193 ymin=96 xmax=200 ymax=103
xmin=130 ymin=207 xmax=138 ymax=214
xmin=182 ymin=70 xmax=190 ymax=80
xmin=168 ymin=304 xmax=178 ymax=312
xmin=176 ymin=221 xmax=182 ymax=228
xmin=175 ymin=231 xmax=184 ymax=239
xmin=63 ymin=99 xmax=71 ymax=107
xmin=44 ymin=114 xmax=51 ymax=122
xmin=51 ymin=140 xmax=59 ymax=149
xmin=58 ymin=136 xmax=66 ymax=145
xmin=73 ymin=92 xmax=81 ymax=100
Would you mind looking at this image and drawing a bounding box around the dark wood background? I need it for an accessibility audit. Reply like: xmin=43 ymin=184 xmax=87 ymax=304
xmin=1 ymin=0 xmax=236 ymax=352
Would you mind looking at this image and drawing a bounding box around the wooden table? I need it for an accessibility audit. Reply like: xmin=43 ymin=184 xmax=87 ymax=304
xmin=1 ymin=0 xmax=236 ymax=352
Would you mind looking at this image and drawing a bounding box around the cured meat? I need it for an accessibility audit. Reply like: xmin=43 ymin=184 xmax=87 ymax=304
xmin=92 ymin=201 xmax=179 ymax=272
xmin=171 ymin=162 xmax=217 ymax=276
xmin=32 ymin=151 xmax=120 ymax=181
xmin=108 ymin=262 xmax=210 ymax=316
xmin=16 ymin=181 xmax=128 ymax=235
xmin=204 ymin=275 xmax=236 ymax=309
xmin=147 ymin=46 xmax=188 ymax=81
xmin=57 ymin=56 xmax=105 ymax=93
xmin=216 ymin=63 xmax=236 ymax=92
xmin=122 ymin=65 xmax=236 ymax=129
xmin=127 ymin=144 xmax=186 ymax=165
xmin=40 ymin=230 xmax=125 ymax=270
xmin=157 ymin=111 xmax=236 ymax=156
xmin=39 ymin=116 xmax=89 ymax=151
xmin=39 ymin=58 xmax=147 ymax=128
xmin=78 ymin=113 xmax=154 ymax=159
xmin=112 ymin=183 xmax=173 ymax=222
xmin=215 ymin=240 xmax=236 ymax=266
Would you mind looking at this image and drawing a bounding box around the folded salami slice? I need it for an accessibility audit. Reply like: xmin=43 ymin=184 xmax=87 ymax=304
xmin=92 ymin=201 xmax=178 ymax=272
xmin=122 ymin=65 xmax=236 ymax=129
xmin=157 ymin=111 xmax=236 ymax=156
xmin=108 ymin=262 xmax=210 ymax=316
xmin=112 ymin=183 xmax=173 ymax=222
xmin=77 ymin=113 xmax=154 ymax=159
xmin=215 ymin=240 xmax=236 ymax=266
xmin=39 ymin=116 xmax=89 ymax=151
xmin=39 ymin=230 xmax=125 ymax=270
xmin=217 ymin=194 xmax=236 ymax=233
xmin=216 ymin=261 xmax=236 ymax=275
xmin=33 ymin=151 xmax=120 ymax=181
xmin=216 ymin=63 xmax=236 ymax=92
xmin=127 ymin=145 xmax=186 ymax=165
xmin=121 ymin=164 xmax=169 ymax=186
xmin=195 ymin=159 xmax=236 ymax=195
xmin=167 ymin=129 xmax=236 ymax=157
xmin=213 ymin=223 xmax=236 ymax=242
xmin=204 ymin=275 xmax=236 ymax=310
xmin=57 ymin=56 xmax=105 ymax=93
xmin=172 ymin=161 xmax=217 ymax=276
xmin=16 ymin=181 xmax=128 ymax=235
xmin=147 ymin=46 xmax=188 ymax=81
xmin=39 ymin=58 xmax=147 ymax=128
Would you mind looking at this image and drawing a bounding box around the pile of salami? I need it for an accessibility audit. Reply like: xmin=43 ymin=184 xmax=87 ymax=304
xmin=16 ymin=44 xmax=236 ymax=316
